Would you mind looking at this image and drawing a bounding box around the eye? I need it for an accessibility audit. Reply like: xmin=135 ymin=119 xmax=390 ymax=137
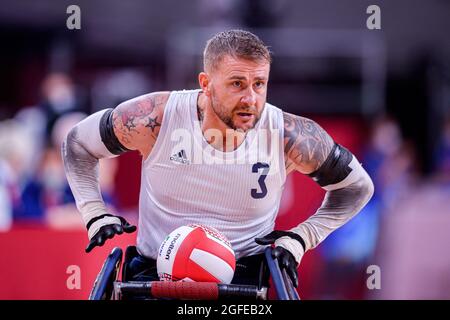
xmin=232 ymin=81 xmax=241 ymax=88
xmin=254 ymin=81 xmax=265 ymax=89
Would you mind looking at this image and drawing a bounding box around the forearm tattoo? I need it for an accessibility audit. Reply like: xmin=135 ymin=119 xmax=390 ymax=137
xmin=283 ymin=112 xmax=334 ymax=174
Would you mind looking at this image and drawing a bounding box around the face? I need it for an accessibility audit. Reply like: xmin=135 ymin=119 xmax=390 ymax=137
xmin=200 ymin=55 xmax=270 ymax=133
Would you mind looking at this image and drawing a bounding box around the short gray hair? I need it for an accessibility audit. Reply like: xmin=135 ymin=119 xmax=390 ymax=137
xmin=203 ymin=29 xmax=272 ymax=72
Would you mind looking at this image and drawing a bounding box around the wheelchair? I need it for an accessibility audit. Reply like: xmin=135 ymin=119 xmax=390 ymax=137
xmin=89 ymin=245 xmax=300 ymax=300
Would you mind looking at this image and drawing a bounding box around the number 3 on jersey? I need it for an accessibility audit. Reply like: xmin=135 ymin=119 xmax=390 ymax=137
xmin=251 ymin=162 xmax=270 ymax=199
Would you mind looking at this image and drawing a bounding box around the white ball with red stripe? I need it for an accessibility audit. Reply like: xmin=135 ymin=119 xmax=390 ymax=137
xmin=157 ymin=224 xmax=236 ymax=283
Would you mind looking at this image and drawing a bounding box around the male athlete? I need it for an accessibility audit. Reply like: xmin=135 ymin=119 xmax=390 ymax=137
xmin=62 ymin=30 xmax=374 ymax=288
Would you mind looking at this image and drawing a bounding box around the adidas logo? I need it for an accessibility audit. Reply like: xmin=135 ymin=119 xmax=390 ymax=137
xmin=170 ymin=149 xmax=190 ymax=164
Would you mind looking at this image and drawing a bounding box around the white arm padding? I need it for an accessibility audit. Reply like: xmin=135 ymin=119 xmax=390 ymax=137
xmin=61 ymin=109 xmax=120 ymax=235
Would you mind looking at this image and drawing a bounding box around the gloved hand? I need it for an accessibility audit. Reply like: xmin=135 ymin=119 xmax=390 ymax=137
xmin=255 ymin=230 xmax=306 ymax=288
xmin=85 ymin=214 xmax=136 ymax=253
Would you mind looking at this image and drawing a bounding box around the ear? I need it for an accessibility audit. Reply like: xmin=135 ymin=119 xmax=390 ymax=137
xmin=198 ymin=72 xmax=211 ymax=97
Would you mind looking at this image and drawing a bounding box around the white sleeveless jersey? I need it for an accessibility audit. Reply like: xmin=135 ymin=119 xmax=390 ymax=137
xmin=137 ymin=89 xmax=286 ymax=260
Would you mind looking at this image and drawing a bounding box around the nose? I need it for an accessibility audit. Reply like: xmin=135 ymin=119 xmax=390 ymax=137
xmin=240 ymin=88 xmax=257 ymax=107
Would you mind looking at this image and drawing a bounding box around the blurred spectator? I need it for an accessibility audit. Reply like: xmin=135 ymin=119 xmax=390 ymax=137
xmin=0 ymin=119 xmax=35 ymax=226
xmin=360 ymin=115 xmax=418 ymax=212
xmin=15 ymin=72 xmax=84 ymax=150
xmin=40 ymin=73 xmax=81 ymax=140
xmin=14 ymin=112 xmax=81 ymax=222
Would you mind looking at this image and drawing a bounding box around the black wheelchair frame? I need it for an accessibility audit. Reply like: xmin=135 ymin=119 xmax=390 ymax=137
xmin=89 ymin=246 xmax=300 ymax=300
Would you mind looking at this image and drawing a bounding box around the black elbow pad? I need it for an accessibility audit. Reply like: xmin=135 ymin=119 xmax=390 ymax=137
xmin=99 ymin=108 xmax=131 ymax=155
xmin=308 ymin=143 xmax=353 ymax=187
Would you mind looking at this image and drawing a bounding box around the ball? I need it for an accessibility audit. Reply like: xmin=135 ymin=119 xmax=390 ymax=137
xmin=157 ymin=224 xmax=236 ymax=283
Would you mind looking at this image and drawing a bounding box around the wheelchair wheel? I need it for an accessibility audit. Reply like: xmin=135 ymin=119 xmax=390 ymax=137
xmin=89 ymin=247 xmax=123 ymax=300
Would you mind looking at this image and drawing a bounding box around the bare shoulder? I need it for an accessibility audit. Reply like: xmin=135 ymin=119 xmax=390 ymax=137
xmin=283 ymin=111 xmax=334 ymax=175
xmin=112 ymin=91 xmax=170 ymax=158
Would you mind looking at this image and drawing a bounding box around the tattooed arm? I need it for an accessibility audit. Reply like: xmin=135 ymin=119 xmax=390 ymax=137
xmin=256 ymin=112 xmax=374 ymax=272
xmin=283 ymin=112 xmax=335 ymax=175
xmin=112 ymin=92 xmax=169 ymax=159
xmin=61 ymin=92 xmax=169 ymax=252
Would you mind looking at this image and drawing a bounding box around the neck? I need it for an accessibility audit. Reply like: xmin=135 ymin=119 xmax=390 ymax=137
xmin=197 ymin=92 xmax=246 ymax=152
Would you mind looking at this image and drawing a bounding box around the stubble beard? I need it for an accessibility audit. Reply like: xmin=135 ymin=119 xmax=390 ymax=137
xmin=209 ymin=91 xmax=262 ymax=133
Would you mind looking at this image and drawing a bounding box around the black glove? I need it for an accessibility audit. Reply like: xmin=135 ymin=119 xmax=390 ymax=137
xmin=85 ymin=214 xmax=136 ymax=253
xmin=255 ymin=230 xmax=306 ymax=288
